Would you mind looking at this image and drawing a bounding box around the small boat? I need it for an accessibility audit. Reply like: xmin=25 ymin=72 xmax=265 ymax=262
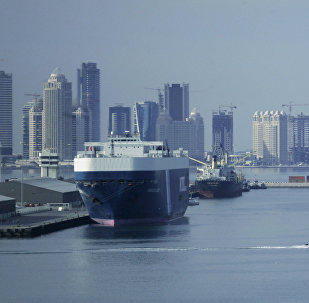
xmin=250 ymin=180 xmax=267 ymax=189
xmin=260 ymin=182 xmax=267 ymax=189
xmin=242 ymin=180 xmax=251 ymax=192
xmin=188 ymin=197 xmax=199 ymax=206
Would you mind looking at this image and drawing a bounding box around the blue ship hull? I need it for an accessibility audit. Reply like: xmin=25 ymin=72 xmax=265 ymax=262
xmin=75 ymin=168 xmax=189 ymax=226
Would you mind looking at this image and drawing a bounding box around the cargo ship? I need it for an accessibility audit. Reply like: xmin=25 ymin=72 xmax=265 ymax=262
xmin=192 ymin=154 xmax=243 ymax=199
xmin=74 ymin=133 xmax=189 ymax=226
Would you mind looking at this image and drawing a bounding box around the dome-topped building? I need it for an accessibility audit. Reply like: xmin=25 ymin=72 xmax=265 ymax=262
xmin=43 ymin=68 xmax=72 ymax=160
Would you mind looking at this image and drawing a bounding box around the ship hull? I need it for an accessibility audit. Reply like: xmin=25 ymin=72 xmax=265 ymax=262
xmin=194 ymin=179 xmax=243 ymax=199
xmin=74 ymin=169 xmax=189 ymax=226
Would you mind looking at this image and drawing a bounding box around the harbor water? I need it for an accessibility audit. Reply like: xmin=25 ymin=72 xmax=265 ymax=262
xmin=1 ymin=167 xmax=309 ymax=302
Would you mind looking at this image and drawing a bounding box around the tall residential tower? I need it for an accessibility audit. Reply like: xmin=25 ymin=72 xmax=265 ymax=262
xmin=212 ymin=110 xmax=234 ymax=155
xmin=0 ymin=71 xmax=12 ymax=156
xmin=252 ymin=111 xmax=288 ymax=164
xmin=164 ymin=83 xmax=189 ymax=121
xmin=77 ymin=62 xmax=100 ymax=141
xmin=108 ymin=105 xmax=131 ymax=136
xmin=43 ymin=68 xmax=72 ymax=160
xmin=133 ymin=101 xmax=159 ymax=141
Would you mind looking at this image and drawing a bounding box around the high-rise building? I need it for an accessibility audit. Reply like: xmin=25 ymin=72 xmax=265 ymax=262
xmin=22 ymin=99 xmax=36 ymax=159
xmin=188 ymin=109 xmax=205 ymax=160
xmin=29 ymin=98 xmax=43 ymax=160
xmin=108 ymin=105 xmax=131 ymax=136
xmin=164 ymin=83 xmax=189 ymax=121
xmin=72 ymin=105 xmax=89 ymax=157
xmin=156 ymin=109 xmax=205 ymax=160
xmin=77 ymin=62 xmax=100 ymax=141
xmin=0 ymin=71 xmax=12 ymax=156
xmin=43 ymin=68 xmax=72 ymax=160
xmin=133 ymin=101 xmax=159 ymax=141
xmin=289 ymin=113 xmax=309 ymax=163
xmin=212 ymin=110 xmax=234 ymax=155
xmin=252 ymin=111 xmax=288 ymax=164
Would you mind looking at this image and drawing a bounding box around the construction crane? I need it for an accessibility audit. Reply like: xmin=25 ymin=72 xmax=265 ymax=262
xmin=144 ymin=87 xmax=164 ymax=100
xmin=144 ymin=87 xmax=165 ymax=110
xmin=282 ymin=102 xmax=309 ymax=116
xmin=219 ymin=104 xmax=237 ymax=112
xmin=24 ymin=93 xmax=41 ymax=102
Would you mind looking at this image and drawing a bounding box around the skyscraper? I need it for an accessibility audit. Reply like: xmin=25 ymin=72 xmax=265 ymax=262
xmin=212 ymin=110 xmax=234 ymax=155
xmin=188 ymin=109 xmax=205 ymax=160
xmin=133 ymin=101 xmax=159 ymax=141
xmin=22 ymin=99 xmax=36 ymax=159
xmin=43 ymin=68 xmax=72 ymax=160
xmin=288 ymin=113 xmax=309 ymax=163
xmin=29 ymin=98 xmax=43 ymax=160
xmin=164 ymin=83 xmax=189 ymax=121
xmin=108 ymin=105 xmax=131 ymax=136
xmin=0 ymin=71 xmax=12 ymax=156
xmin=156 ymin=109 xmax=205 ymax=160
xmin=77 ymin=62 xmax=100 ymax=141
xmin=252 ymin=111 xmax=288 ymax=164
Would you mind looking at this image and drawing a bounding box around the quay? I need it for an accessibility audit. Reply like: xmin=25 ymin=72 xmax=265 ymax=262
xmin=0 ymin=209 xmax=92 ymax=238
xmin=265 ymin=182 xmax=309 ymax=188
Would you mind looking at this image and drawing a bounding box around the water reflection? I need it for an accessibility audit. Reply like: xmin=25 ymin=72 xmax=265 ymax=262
xmin=83 ymin=216 xmax=190 ymax=241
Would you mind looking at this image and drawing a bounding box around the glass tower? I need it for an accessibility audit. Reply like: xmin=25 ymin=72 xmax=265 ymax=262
xmin=77 ymin=62 xmax=100 ymax=142
xmin=0 ymin=71 xmax=12 ymax=155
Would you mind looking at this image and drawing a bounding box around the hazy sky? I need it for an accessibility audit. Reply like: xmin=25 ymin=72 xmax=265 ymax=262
xmin=2 ymin=0 xmax=309 ymax=152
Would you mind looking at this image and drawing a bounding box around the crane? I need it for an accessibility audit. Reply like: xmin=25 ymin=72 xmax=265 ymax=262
xmin=282 ymin=102 xmax=309 ymax=116
xmin=144 ymin=87 xmax=165 ymax=110
xmin=24 ymin=93 xmax=41 ymax=102
xmin=219 ymin=104 xmax=237 ymax=113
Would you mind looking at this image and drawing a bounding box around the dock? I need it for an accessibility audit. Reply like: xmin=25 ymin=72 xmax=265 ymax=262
xmin=0 ymin=209 xmax=92 ymax=238
xmin=265 ymin=182 xmax=309 ymax=188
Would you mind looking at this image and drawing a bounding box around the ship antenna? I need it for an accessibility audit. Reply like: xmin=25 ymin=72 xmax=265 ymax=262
xmin=165 ymin=139 xmax=170 ymax=156
xmin=111 ymin=138 xmax=114 ymax=156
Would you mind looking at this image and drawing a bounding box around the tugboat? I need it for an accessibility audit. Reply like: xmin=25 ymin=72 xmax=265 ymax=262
xmin=242 ymin=179 xmax=251 ymax=192
xmin=191 ymin=153 xmax=243 ymax=199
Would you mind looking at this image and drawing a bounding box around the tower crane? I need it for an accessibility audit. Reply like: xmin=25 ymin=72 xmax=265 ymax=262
xmin=219 ymin=104 xmax=237 ymax=112
xmin=24 ymin=93 xmax=41 ymax=102
xmin=144 ymin=87 xmax=165 ymax=110
xmin=144 ymin=87 xmax=164 ymax=99
xmin=281 ymin=102 xmax=309 ymax=116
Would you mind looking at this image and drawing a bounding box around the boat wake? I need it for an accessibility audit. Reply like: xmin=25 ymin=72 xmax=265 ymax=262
xmin=0 ymin=245 xmax=308 ymax=255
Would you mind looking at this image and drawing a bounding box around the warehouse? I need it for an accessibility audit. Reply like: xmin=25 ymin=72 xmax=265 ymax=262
xmin=0 ymin=178 xmax=82 ymax=207
xmin=0 ymin=195 xmax=16 ymax=221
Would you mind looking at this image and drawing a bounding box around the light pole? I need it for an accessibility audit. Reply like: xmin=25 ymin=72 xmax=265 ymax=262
xmin=20 ymin=142 xmax=23 ymax=206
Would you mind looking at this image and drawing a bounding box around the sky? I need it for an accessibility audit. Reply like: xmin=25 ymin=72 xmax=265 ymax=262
xmin=2 ymin=0 xmax=309 ymax=153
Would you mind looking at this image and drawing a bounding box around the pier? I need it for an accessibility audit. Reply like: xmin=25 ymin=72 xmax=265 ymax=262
xmin=264 ymin=182 xmax=309 ymax=188
xmin=0 ymin=209 xmax=92 ymax=238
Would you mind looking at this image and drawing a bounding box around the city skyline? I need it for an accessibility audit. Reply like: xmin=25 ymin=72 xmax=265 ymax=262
xmin=3 ymin=1 xmax=309 ymax=152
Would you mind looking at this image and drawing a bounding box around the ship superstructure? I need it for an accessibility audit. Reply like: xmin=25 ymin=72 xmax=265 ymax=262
xmin=74 ymin=134 xmax=189 ymax=226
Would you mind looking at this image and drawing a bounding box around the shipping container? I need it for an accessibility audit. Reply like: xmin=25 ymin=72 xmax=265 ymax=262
xmin=289 ymin=176 xmax=305 ymax=183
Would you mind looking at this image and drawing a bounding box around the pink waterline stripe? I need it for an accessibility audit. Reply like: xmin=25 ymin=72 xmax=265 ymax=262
xmin=92 ymin=218 xmax=115 ymax=226
xmin=92 ymin=215 xmax=184 ymax=226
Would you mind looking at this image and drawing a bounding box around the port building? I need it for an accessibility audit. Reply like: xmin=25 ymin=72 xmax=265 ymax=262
xmin=0 ymin=195 xmax=15 ymax=221
xmin=0 ymin=178 xmax=82 ymax=207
